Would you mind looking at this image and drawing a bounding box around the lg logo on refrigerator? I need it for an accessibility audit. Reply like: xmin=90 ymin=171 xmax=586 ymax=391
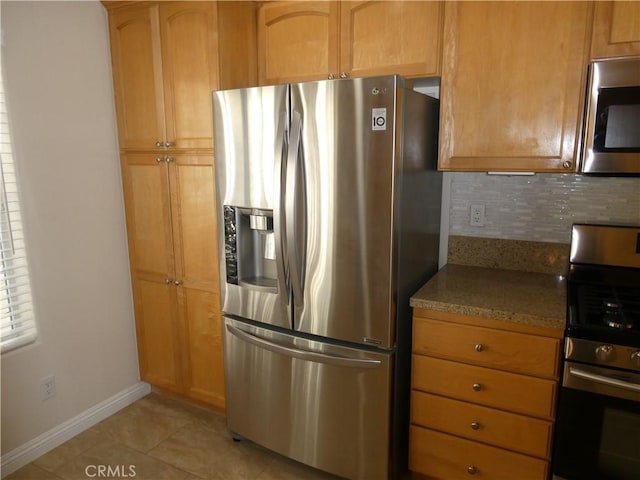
xmin=371 ymin=86 xmax=388 ymax=131
xmin=372 ymin=107 xmax=387 ymax=131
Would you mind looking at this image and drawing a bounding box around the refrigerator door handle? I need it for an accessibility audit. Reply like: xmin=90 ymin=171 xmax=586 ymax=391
xmin=273 ymin=111 xmax=289 ymax=302
xmin=285 ymin=110 xmax=306 ymax=308
xmin=226 ymin=323 xmax=382 ymax=369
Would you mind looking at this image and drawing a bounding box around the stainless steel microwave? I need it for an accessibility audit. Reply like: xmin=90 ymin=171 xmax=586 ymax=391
xmin=580 ymin=57 xmax=640 ymax=175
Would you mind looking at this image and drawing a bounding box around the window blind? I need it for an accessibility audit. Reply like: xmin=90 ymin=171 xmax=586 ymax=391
xmin=0 ymin=67 xmax=37 ymax=353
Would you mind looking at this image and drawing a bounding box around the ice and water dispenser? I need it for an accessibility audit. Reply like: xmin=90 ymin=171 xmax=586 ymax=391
xmin=223 ymin=206 xmax=278 ymax=292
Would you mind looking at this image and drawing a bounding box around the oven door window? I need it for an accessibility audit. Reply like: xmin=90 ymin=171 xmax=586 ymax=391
xmin=554 ymin=386 xmax=640 ymax=480
xmin=593 ymin=86 xmax=640 ymax=152
xmin=600 ymin=408 xmax=640 ymax=479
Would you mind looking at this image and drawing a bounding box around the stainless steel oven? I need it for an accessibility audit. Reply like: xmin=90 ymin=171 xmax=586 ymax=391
xmin=580 ymin=57 xmax=640 ymax=175
xmin=553 ymin=224 xmax=640 ymax=480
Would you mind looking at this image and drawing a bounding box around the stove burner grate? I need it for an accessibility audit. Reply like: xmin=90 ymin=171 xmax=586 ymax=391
xmin=575 ymin=283 xmax=640 ymax=331
xmin=602 ymin=300 xmax=633 ymax=329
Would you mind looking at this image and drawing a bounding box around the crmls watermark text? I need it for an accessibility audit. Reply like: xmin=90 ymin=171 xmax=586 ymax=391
xmin=84 ymin=465 xmax=137 ymax=478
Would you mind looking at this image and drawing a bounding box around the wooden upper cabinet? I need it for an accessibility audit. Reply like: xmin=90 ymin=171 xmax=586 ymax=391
xmin=340 ymin=1 xmax=443 ymax=78
xmin=258 ymin=1 xmax=340 ymax=84
xmin=109 ymin=4 xmax=165 ymax=151
xmin=159 ymin=3 xmax=220 ymax=150
xmin=591 ymin=1 xmax=640 ymax=59
xmin=109 ymin=2 xmax=221 ymax=151
xmin=257 ymin=0 xmax=442 ymax=85
xmin=439 ymin=2 xmax=592 ymax=173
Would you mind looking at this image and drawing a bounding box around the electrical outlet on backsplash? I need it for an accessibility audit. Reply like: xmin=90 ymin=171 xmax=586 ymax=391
xmin=446 ymin=173 xmax=640 ymax=244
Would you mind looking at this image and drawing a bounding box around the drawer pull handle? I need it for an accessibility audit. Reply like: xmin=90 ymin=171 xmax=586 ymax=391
xmin=475 ymin=343 xmax=484 ymax=352
xmin=468 ymin=465 xmax=477 ymax=475
xmin=472 ymin=383 xmax=481 ymax=391
xmin=471 ymin=421 xmax=480 ymax=430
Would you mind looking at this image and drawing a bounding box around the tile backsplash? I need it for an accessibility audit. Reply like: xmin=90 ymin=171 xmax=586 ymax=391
xmin=447 ymin=173 xmax=640 ymax=244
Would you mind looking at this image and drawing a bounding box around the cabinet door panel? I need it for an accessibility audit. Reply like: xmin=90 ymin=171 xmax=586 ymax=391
xmin=134 ymin=278 xmax=182 ymax=392
xmin=109 ymin=4 xmax=165 ymax=150
xmin=340 ymin=1 xmax=442 ymax=78
xmin=121 ymin=154 xmax=174 ymax=277
xmin=179 ymin=288 xmax=224 ymax=408
xmin=170 ymin=153 xmax=223 ymax=408
xmin=258 ymin=1 xmax=339 ymax=84
xmin=169 ymin=154 xmax=219 ymax=293
xmin=439 ymin=2 xmax=591 ymax=172
xmin=160 ymin=3 xmax=219 ymax=150
xmin=591 ymin=1 xmax=640 ymax=59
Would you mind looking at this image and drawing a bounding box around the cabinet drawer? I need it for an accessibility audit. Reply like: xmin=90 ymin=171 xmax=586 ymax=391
xmin=413 ymin=317 xmax=560 ymax=378
xmin=409 ymin=426 xmax=549 ymax=480
xmin=411 ymin=391 xmax=553 ymax=458
xmin=412 ymin=355 xmax=556 ymax=419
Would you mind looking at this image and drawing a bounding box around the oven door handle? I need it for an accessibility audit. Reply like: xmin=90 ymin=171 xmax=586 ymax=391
xmin=569 ymin=366 xmax=640 ymax=393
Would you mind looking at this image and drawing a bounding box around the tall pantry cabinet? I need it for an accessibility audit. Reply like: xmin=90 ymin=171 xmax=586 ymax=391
xmin=103 ymin=1 xmax=256 ymax=410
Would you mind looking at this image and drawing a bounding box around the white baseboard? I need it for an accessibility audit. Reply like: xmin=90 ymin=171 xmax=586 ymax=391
xmin=0 ymin=382 xmax=151 ymax=478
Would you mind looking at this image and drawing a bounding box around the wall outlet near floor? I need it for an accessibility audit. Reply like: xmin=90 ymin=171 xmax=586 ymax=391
xmin=40 ymin=374 xmax=56 ymax=401
xmin=470 ymin=204 xmax=485 ymax=227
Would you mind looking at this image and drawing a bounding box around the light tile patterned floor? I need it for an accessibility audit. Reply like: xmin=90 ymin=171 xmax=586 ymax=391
xmin=6 ymin=393 xmax=341 ymax=480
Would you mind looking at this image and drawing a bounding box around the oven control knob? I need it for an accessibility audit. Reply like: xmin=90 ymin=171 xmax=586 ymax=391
xmin=631 ymin=351 xmax=640 ymax=368
xmin=595 ymin=344 xmax=615 ymax=362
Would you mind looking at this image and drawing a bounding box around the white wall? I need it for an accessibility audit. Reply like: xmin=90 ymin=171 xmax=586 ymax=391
xmin=1 ymin=0 xmax=140 ymax=455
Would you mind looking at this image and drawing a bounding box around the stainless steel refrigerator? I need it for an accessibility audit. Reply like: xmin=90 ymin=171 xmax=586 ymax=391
xmin=212 ymin=75 xmax=441 ymax=480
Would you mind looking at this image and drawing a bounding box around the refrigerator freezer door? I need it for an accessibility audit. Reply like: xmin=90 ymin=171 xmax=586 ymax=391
xmin=213 ymin=85 xmax=291 ymax=329
xmin=289 ymin=76 xmax=399 ymax=348
xmin=223 ymin=317 xmax=392 ymax=480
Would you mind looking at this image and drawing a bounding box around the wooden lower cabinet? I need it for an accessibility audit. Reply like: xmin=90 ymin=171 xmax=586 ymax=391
xmin=412 ymin=355 xmax=557 ymax=419
xmin=411 ymin=392 xmax=553 ymax=459
xmin=133 ymin=273 xmax=224 ymax=409
xmin=413 ymin=318 xmax=560 ymax=379
xmin=134 ymin=277 xmax=182 ymax=392
xmin=410 ymin=427 xmax=549 ymax=480
xmin=180 ymin=288 xmax=224 ymax=407
xmin=122 ymin=152 xmax=225 ymax=410
xmin=409 ymin=309 xmax=562 ymax=480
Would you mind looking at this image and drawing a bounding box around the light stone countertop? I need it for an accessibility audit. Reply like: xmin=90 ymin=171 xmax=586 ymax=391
xmin=410 ymin=264 xmax=567 ymax=331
